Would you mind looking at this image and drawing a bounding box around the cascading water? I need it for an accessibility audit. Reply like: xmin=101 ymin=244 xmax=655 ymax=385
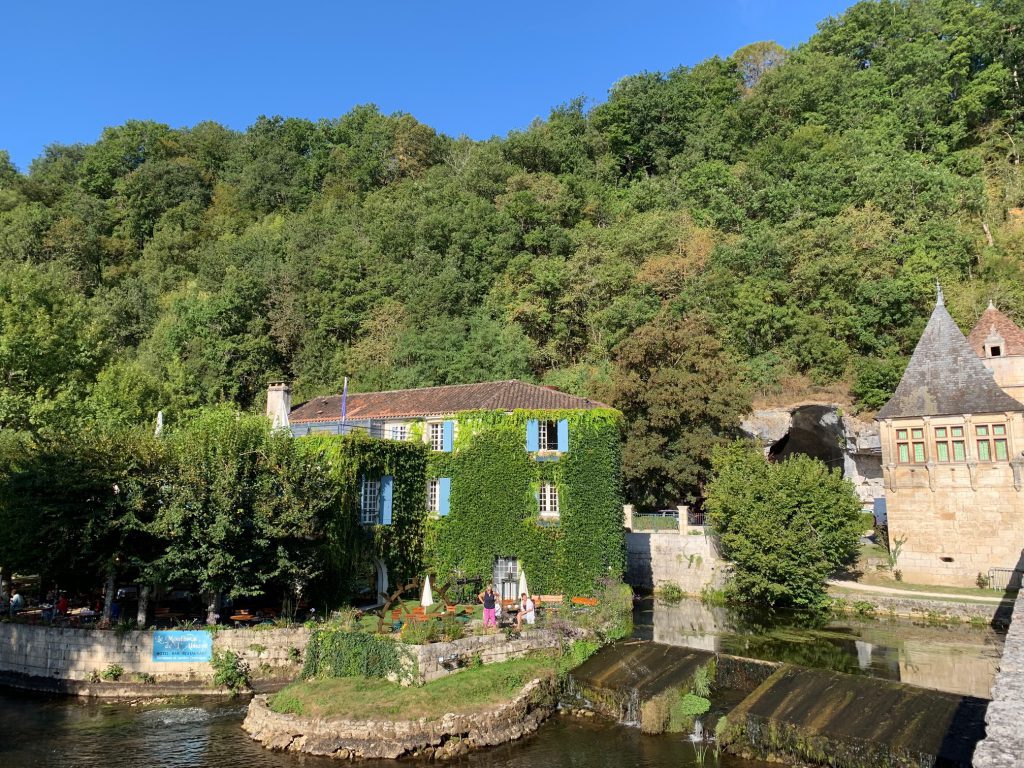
xmin=688 ymin=719 xmax=705 ymax=742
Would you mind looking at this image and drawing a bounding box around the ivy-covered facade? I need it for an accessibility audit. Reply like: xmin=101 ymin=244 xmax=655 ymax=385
xmin=277 ymin=380 xmax=625 ymax=601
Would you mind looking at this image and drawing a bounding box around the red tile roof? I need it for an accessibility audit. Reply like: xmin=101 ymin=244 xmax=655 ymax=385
xmin=290 ymin=380 xmax=609 ymax=423
xmin=967 ymin=303 xmax=1024 ymax=357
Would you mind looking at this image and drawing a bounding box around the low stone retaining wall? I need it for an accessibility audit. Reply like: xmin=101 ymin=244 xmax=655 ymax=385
xmin=406 ymin=629 xmax=560 ymax=684
xmin=0 ymin=622 xmax=309 ymax=695
xmin=831 ymin=591 xmax=1015 ymax=628
xmin=242 ymin=676 xmax=557 ymax=760
xmin=973 ymin=590 xmax=1024 ymax=767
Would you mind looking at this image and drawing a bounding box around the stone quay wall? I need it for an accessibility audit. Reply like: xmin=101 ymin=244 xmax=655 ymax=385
xmin=0 ymin=622 xmax=309 ymax=695
xmin=406 ymin=629 xmax=561 ymax=684
xmin=243 ymin=675 xmax=557 ymax=760
xmin=973 ymin=589 xmax=1024 ymax=767
xmin=624 ymin=530 xmax=727 ymax=594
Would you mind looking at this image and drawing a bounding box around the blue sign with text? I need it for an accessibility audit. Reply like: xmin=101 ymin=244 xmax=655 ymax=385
xmin=152 ymin=630 xmax=213 ymax=662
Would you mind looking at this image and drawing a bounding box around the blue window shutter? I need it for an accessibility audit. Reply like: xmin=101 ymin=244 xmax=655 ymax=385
xmin=442 ymin=421 xmax=454 ymax=452
xmin=526 ymin=419 xmax=539 ymax=452
xmin=380 ymin=475 xmax=393 ymax=524
xmin=438 ymin=478 xmax=451 ymax=517
xmin=557 ymin=419 xmax=569 ymax=453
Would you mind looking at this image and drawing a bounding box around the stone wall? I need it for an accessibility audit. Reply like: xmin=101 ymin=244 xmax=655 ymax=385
xmin=625 ymin=531 xmax=727 ymax=593
xmin=407 ymin=629 xmax=561 ymax=684
xmin=973 ymin=590 xmax=1024 ymax=767
xmin=0 ymin=622 xmax=309 ymax=694
xmin=242 ymin=675 xmax=557 ymax=760
xmin=879 ymin=412 xmax=1024 ymax=586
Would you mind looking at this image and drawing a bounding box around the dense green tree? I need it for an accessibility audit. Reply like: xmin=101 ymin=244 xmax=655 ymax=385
xmin=705 ymin=442 xmax=863 ymax=609
xmin=1 ymin=0 xmax=1024 ymax=506
xmin=612 ymin=312 xmax=750 ymax=507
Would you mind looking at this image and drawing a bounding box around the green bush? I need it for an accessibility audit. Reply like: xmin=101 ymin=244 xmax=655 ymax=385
xmin=210 ymin=649 xmax=250 ymax=693
xmin=654 ymin=581 xmax=684 ymax=604
xmin=705 ymin=442 xmax=863 ymax=609
xmin=400 ymin=620 xmax=438 ymax=645
xmin=302 ymin=628 xmax=415 ymax=683
xmin=100 ymin=664 xmax=124 ymax=681
xmin=441 ymin=616 xmax=464 ymax=641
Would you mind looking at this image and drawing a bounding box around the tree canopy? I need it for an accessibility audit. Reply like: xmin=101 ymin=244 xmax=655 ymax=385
xmin=2 ymin=0 xmax=1024 ymax=503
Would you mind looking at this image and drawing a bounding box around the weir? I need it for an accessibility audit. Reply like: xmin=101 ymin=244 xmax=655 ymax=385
xmin=567 ymin=639 xmax=991 ymax=768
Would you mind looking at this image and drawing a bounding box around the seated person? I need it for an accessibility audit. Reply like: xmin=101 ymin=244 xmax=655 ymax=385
xmin=515 ymin=593 xmax=535 ymax=630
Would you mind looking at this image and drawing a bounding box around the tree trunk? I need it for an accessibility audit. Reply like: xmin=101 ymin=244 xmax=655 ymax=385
xmin=205 ymin=591 xmax=221 ymax=625
xmin=102 ymin=569 xmax=116 ymax=624
xmin=137 ymin=585 xmax=150 ymax=628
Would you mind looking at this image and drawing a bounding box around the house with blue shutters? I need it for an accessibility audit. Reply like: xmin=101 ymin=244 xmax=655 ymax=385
xmin=268 ymin=380 xmax=624 ymax=599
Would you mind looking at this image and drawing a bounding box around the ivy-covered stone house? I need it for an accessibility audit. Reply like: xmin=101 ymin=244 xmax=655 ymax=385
xmin=268 ymin=380 xmax=624 ymax=602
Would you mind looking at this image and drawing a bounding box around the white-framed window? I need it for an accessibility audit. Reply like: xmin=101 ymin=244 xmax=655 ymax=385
xmin=537 ymin=420 xmax=559 ymax=451
xmin=429 ymin=422 xmax=444 ymax=451
xmin=360 ymin=478 xmax=380 ymax=525
xmin=427 ymin=478 xmax=439 ymax=513
xmin=538 ymin=482 xmax=559 ymax=518
xmin=390 ymin=424 xmax=408 ymax=441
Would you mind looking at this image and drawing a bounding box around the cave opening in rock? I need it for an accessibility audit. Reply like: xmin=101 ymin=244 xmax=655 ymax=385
xmin=767 ymin=404 xmax=847 ymax=475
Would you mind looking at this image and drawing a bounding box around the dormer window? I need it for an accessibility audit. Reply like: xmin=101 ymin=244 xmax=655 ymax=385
xmin=990 ymin=345 xmax=1002 ymax=357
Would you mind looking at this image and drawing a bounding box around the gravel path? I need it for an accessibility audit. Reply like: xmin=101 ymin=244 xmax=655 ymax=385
xmin=827 ymin=579 xmax=1007 ymax=603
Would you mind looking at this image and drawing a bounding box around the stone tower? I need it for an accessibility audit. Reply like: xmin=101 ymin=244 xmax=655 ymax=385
xmin=877 ymin=293 xmax=1024 ymax=586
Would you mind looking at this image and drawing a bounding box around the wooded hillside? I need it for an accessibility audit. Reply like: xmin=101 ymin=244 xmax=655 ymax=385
xmin=2 ymin=0 xmax=1023 ymax=503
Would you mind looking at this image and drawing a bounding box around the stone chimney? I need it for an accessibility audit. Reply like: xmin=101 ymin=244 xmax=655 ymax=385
xmin=266 ymin=382 xmax=291 ymax=430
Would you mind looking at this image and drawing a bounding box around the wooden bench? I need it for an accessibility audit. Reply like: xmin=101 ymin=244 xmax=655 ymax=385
xmin=537 ymin=595 xmax=564 ymax=607
xmin=571 ymin=596 xmax=599 ymax=607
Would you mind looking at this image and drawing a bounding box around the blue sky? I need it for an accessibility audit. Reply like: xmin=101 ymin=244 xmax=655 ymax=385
xmin=3 ymin=1 xmax=856 ymax=170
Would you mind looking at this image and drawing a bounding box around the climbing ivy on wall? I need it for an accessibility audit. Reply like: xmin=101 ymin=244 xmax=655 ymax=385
xmin=424 ymin=408 xmax=623 ymax=598
xmin=297 ymin=432 xmax=428 ymax=604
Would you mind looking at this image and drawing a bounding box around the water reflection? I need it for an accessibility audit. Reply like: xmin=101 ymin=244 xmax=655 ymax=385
xmin=0 ymin=692 xmax=777 ymax=768
xmin=635 ymin=597 xmax=1004 ymax=698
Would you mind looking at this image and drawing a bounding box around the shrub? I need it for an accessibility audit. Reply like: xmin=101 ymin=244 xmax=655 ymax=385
xmin=100 ymin=664 xmax=124 ymax=681
xmin=556 ymin=640 xmax=600 ymax=678
xmin=654 ymin=582 xmax=684 ymax=604
xmin=211 ymin=649 xmax=250 ymax=693
xmin=133 ymin=672 xmax=156 ymax=684
xmin=400 ymin=620 xmax=438 ymax=645
xmin=705 ymin=442 xmax=862 ymax=609
xmin=852 ymin=601 xmax=876 ymax=617
xmin=640 ymin=693 xmax=672 ymax=734
xmin=572 ymin=578 xmax=633 ymax=641
xmin=441 ymin=616 xmax=464 ymax=641
xmin=303 ymin=628 xmax=415 ymax=683
xmin=976 ymin=572 xmax=992 ymax=589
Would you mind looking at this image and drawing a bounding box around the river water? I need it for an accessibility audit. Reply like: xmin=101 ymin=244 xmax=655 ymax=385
xmin=0 ymin=597 xmax=1002 ymax=767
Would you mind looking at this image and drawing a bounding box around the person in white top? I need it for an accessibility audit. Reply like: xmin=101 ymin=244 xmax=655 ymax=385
xmin=515 ymin=592 xmax=535 ymax=630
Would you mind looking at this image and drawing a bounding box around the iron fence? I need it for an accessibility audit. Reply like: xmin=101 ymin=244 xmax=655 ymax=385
xmin=988 ymin=567 xmax=1023 ymax=591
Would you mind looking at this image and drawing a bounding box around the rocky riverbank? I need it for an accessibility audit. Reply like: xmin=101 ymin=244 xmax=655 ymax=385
xmin=242 ymin=675 xmax=557 ymax=760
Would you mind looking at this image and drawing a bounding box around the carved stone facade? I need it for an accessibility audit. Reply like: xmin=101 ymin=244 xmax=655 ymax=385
xmin=878 ymin=294 xmax=1024 ymax=586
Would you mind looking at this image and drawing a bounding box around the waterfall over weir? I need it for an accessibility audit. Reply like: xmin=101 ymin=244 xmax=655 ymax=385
xmin=564 ymin=640 xmax=718 ymax=724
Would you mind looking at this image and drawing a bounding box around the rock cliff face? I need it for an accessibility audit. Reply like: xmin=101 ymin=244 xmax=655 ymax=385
xmin=242 ymin=676 xmax=557 ymax=760
xmin=741 ymin=404 xmax=883 ymax=508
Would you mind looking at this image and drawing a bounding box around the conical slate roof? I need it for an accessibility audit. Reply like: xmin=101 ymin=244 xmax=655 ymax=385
xmin=877 ymin=295 xmax=1024 ymax=419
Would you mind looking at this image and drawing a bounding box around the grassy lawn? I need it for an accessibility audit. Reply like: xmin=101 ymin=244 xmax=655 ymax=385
xmin=270 ymin=656 xmax=556 ymax=721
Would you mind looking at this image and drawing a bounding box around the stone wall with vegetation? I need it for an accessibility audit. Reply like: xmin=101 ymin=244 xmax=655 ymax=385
xmin=408 ymin=629 xmax=561 ymax=684
xmin=0 ymin=623 xmax=309 ymax=691
xmin=242 ymin=676 xmax=557 ymax=760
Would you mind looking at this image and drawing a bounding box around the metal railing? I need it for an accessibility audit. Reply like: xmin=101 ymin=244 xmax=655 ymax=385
xmin=988 ymin=567 xmax=1023 ymax=591
xmin=631 ymin=513 xmax=679 ymax=531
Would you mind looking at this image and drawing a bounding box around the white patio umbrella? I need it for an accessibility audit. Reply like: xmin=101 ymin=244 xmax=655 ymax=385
xmin=420 ymin=575 xmax=434 ymax=609
xmin=518 ymin=569 xmax=529 ymax=599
